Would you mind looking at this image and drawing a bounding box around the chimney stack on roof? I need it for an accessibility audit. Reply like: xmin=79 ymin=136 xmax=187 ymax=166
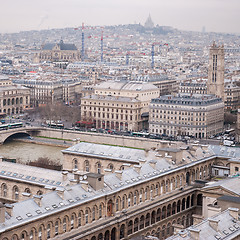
xmin=33 ymin=195 xmax=43 ymax=207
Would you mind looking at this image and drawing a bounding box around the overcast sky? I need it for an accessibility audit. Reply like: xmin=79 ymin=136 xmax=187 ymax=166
xmin=0 ymin=0 xmax=239 ymax=34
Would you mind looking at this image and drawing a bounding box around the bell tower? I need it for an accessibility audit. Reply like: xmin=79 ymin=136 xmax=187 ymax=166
xmin=207 ymin=42 xmax=224 ymax=101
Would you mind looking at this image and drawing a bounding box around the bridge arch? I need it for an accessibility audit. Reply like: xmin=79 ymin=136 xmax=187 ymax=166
xmin=3 ymin=132 xmax=31 ymax=143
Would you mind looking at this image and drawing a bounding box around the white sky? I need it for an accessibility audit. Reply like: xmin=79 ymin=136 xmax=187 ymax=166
xmin=0 ymin=0 xmax=239 ymax=33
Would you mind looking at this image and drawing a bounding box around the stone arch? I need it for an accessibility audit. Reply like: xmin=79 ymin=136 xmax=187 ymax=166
xmin=161 ymin=180 xmax=165 ymax=194
xmin=111 ymin=227 xmax=116 ymax=240
xmin=162 ymin=206 xmax=166 ymax=219
xmin=104 ymin=230 xmax=110 ymax=240
xmin=177 ymin=199 xmax=181 ymax=212
xmin=20 ymin=231 xmax=28 ymax=240
xmin=46 ymin=221 xmax=54 ymax=239
xmin=70 ymin=212 xmax=77 ymax=229
xmin=85 ymin=207 xmax=91 ymax=224
xmin=156 ymin=208 xmax=161 ymax=222
xmin=96 ymin=161 xmax=102 ymax=174
xmin=140 ymin=215 xmax=145 ymax=229
xmin=54 ymin=218 xmax=61 ymax=236
xmin=151 ymin=210 xmax=156 ymax=224
xmin=78 ymin=210 xmax=84 ymax=226
xmin=167 ymin=204 xmax=171 ymax=217
xmin=120 ymin=224 xmax=125 ymax=239
xmin=197 ymin=193 xmax=203 ymax=206
xmin=172 ymin=202 xmax=176 ymax=215
xmin=99 ymin=202 xmax=105 ymax=219
xmin=72 ymin=158 xmax=78 ymax=169
xmin=155 ymin=182 xmax=160 ymax=196
xmin=186 ymin=196 xmax=190 ymax=208
xmin=10 ymin=234 xmax=19 ymax=240
xmin=84 ymin=160 xmax=90 ymax=172
xmin=145 ymin=212 xmax=150 ymax=227
xmin=128 ymin=192 xmax=133 ymax=207
xmin=166 ymin=178 xmax=171 ymax=192
xmin=171 ymin=177 xmax=175 ymax=191
xmin=12 ymin=185 xmax=19 ymax=200
xmin=92 ymin=205 xmax=98 ymax=221
xmin=175 ymin=175 xmax=180 ymax=188
xmin=134 ymin=218 xmax=139 ymax=232
xmin=98 ymin=233 xmax=103 ymax=240
xmin=1 ymin=183 xmax=7 ymax=197
xmin=29 ymin=227 xmax=37 ymax=240
xmin=166 ymin=222 xmax=172 ymax=236
xmin=182 ymin=198 xmax=186 ymax=210
xmin=107 ymin=199 xmax=113 ymax=217
xmin=128 ymin=220 xmax=133 ymax=235
xmin=150 ymin=184 xmax=155 ymax=199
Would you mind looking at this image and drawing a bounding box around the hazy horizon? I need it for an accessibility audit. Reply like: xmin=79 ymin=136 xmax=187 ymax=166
xmin=0 ymin=0 xmax=239 ymax=34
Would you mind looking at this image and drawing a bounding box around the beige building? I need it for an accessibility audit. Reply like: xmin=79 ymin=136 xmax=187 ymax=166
xmin=36 ymin=40 xmax=81 ymax=63
xmin=0 ymin=149 xmax=239 ymax=240
xmin=225 ymin=82 xmax=240 ymax=111
xmin=207 ymin=42 xmax=225 ymax=101
xmin=179 ymin=82 xmax=207 ymax=95
xmin=149 ymin=93 xmax=224 ymax=138
xmin=81 ymin=80 xmax=160 ymax=131
xmin=0 ymin=76 xmax=30 ymax=115
xmin=13 ymin=78 xmax=81 ymax=107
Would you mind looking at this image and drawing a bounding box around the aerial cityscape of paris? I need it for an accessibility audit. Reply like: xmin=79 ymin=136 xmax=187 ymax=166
xmin=0 ymin=0 xmax=240 ymax=239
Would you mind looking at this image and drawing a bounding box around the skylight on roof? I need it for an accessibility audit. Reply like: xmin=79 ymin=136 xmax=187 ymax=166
xmin=16 ymin=216 xmax=22 ymax=221
xmin=214 ymin=235 xmax=221 ymax=240
xmin=36 ymin=210 xmax=42 ymax=214
xmin=26 ymin=213 xmax=32 ymax=217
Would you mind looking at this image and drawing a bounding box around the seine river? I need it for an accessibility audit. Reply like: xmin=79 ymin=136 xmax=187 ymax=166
xmin=0 ymin=140 xmax=66 ymax=165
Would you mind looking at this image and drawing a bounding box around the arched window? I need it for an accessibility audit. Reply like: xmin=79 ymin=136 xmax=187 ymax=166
xmin=134 ymin=192 xmax=137 ymax=205
xmin=108 ymin=163 xmax=114 ymax=172
xmin=37 ymin=190 xmax=43 ymax=196
xmin=73 ymin=159 xmax=78 ymax=169
xmin=116 ymin=198 xmax=119 ymax=211
xmin=99 ymin=204 xmax=102 ymax=218
xmin=1 ymin=183 xmax=7 ymax=197
xmin=122 ymin=196 xmax=125 ymax=209
xmin=71 ymin=214 xmax=75 ymax=229
xmin=139 ymin=190 xmax=143 ymax=203
xmin=63 ymin=217 xmax=67 ymax=232
xmin=78 ymin=212 xmax=81 ymax=226
xmin=38 ymin=226 xmax=42 ymax=240
xmin=55 ymin=221 xmax=59 ymax=236
xmin=30 ymin=230 xmax=34 ymax=240
xmin=85 ymin=209 xmax=89 ymax=224
xmin=92 ymin=206 xmax=96 ymax=221
xmin=97 ymin=162 xmax=101 ymax=174
xmin=20 ymin=97 xmax=23 ymax=104
xmin=24 ymin=188 xmax=31 ymax=194
xmin=12 ymin=185 xmax=19 ymax=200
xmin=85 ymin=160 xmax=90 ymax=172
xmin=47 ymin=224 xmax=51 ymax=239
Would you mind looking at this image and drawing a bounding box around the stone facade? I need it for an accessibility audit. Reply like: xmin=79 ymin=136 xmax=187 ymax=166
xmin=81 ymin=81 xmax=160 ymax=131
xmin=0 ymin=76 xmax=30 ymax=115
xmin=149 ymin=93 xmax=224 ymax=138
xmin=36 ymin=40 xmax=81 ymax=63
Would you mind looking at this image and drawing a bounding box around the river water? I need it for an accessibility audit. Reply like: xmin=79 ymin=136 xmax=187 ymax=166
xmin=0 ymin=140 xmax=66 ymax=165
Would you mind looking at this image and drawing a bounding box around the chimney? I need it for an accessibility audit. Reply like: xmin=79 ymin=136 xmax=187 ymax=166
xmin=189 ymin=228 xmax=200 ymax=240
xmin=62 ymin=171 xmax=68 ymax=182
xmin=0 ymin=203 xmax=5 ymax=223
xmin=56 ymin=189 xmax=65 ymax=199
xmin=33 ymin=195 xmax=43 ymax=207
xmin=5 ymin=204 xmax=13 ymax=217
xmin=115 ymin=170 xmax=123 ymax=180
xmin=228 ymin=207 xmax=239 ymax=220
xmin=70 ymin=179 xmax=78 ymax=186
xmin=80 ymin=181 xmax=88 ymax=191
xmin=149 ymin=160 xmax=157 ymax=169
xmin=134 ymin=165 xmax=142 ymax=174
xmin=87 ymin=173 xmax=104 ymax=191
xmin=208 ymin=218 xmax=219 ymax=231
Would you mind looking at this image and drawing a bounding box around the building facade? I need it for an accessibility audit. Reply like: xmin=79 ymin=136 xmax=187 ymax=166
xmin=81 ymin=80 xmax=160 ymax=131
xmin=149 ymin=94 xmax=224 ymax=138
xmin=36 ymin=40 xmax=81 ymax=63
xmin=0 ymin=76 xmax=30 ymax=115
xmin=207 ymin=42 xmax=225 ymax=101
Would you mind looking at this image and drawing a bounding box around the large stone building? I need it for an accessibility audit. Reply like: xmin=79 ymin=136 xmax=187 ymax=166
xmin=80 ymin=80 xmax=160 ymax=131
xmin=0 ymin=76 xmax=30 ymax=115
xmin=12 ymin=77 xmax=82 ymax=107
xmin=36 ymin=40 xmax=81 ymax=63
xmin=207 ymin=42 xmax=225 ymax=101
xmin=149 ymin=93 xmax=224 ymax=138
xmin=0 ymin=142 xmax=240 ymax=240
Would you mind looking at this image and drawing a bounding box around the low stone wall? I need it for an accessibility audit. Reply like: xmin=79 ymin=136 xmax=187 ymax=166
xmin=38 ymin=128 xmax=180 ymax=150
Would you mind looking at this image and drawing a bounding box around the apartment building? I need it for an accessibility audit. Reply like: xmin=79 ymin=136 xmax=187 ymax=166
xmin=149 ymin=93 xmax=224 ymax=138
xmin=81 ymin=80 xmax=160 ymax=131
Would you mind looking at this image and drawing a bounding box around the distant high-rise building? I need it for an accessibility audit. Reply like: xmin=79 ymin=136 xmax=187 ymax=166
xmin=207 ymin=42 xmax=225 ymax=101
xmin=144 ymin=14 xmax=154 ymax=29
